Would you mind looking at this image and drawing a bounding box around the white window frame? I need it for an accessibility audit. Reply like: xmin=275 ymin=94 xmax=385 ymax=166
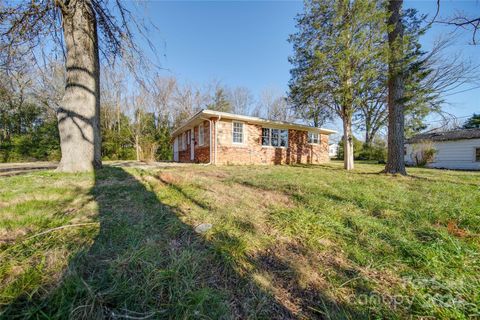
xmin=261 ymin=128 xmax=271 ymax=146
xmin=475 ymin=147 xmax=480 ymax=162
xmin=308 ymin=132 xmax=320 ymax=144
xmin=261 ymin=127 xmax=288 ymax=148
xmin=198 ymin=124 xmax=204 ymax=146
xmin=232 ymin=121 xmax=245 ymax=144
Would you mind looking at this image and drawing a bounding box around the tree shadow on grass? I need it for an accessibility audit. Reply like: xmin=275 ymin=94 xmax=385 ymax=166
xmin=2 ymin=166 xmax=378 ymax=319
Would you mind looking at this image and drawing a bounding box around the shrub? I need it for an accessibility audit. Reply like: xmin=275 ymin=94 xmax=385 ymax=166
xmin=358 ymin=140 xmax=387 ymax=162
xmin=338 ymin=136 xmax=387 ymax=162
xmin=411 ymin=140 xmax=436 ymax=167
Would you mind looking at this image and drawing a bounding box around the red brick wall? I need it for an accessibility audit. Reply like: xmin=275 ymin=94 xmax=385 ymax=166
xmin=215 ymin=119 xmax=329 ymax=165
xmin=173 ymin=118 xmax=330 ymax=165
xmin=176 ymin=120 xmax=211 ymax=163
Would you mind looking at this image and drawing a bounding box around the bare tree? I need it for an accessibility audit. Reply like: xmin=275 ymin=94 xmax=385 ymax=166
xmin=227 ymin=86 xmax=254 ymax=115
xmin=172 ymin=82 xmax=206 ymax=128
xmin=153 ymin=76 xmax=177 ymax=120
xmin=431 ymin=1 xmax=480 ymax=44
xmin=1 ymin=0 xmax=155 ymax=171
xmin=32 ymin=60 xmax=66 ymax=113
xmin=269 ymin=97 xmax=293 ymax=122
xmin=255 ymin=87 xmax=292 ymax=121
xmin=101 ymin=65 xmax=127 ymax=134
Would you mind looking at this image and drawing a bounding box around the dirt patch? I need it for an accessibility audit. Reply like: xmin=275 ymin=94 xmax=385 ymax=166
xmin=157 ymin=172 xmax=183 ymax=186
xmin=447 ymin=220 xmax=470 ymax=238
xmin=196 ymin=170 xmax=230 ymax=180
xmin=0 ymin=228 xmax=30 ymax=245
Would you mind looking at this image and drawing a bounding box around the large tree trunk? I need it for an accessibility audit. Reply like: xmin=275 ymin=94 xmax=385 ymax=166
xmin=56 ymin=0 xmax=101 ymax=172
xmin=343 ymin=116 xmax=354 ymax=170
xmin=385 ymin=0 xmax=406 ymax=175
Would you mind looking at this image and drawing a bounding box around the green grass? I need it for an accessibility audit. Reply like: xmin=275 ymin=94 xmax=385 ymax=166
xmin=0 ymin=162 xmax=479 ymax=319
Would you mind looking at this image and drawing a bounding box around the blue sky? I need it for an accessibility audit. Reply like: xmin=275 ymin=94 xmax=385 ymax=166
xmin=144 ymin=1 xmax=479 ymax=135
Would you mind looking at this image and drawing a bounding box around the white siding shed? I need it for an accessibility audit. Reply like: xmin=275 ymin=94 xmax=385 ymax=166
xmin=405 ymin=129 xmax=480 ymax=170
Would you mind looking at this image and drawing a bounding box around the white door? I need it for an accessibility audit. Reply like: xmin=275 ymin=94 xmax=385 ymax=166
xmin=173 ymin=137 xmax=179 ymax=162
xmin=190 ymin=129 xmax=195 ymax=161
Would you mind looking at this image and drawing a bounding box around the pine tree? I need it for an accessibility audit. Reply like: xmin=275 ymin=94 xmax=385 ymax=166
xmin=289 ymin=0 xmax=386 ymax=170
xmin=207 ymin=88 xmax=232 ymax=113
xmin=384 ymin=0 xmax=407 ymax=175
xmin=463 ymin=114 xmax=480 ymax=129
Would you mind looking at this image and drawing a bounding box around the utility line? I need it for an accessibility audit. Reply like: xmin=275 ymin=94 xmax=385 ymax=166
xmin=441 ymin=85 xmax=480 ymax=97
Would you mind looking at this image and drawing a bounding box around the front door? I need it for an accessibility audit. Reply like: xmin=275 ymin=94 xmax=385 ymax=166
xmin=190 ymin=129 xmax=195 ymax=161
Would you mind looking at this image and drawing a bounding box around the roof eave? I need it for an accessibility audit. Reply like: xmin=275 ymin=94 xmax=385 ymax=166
xmin=171 ymin=109 xmax=338 ymax=137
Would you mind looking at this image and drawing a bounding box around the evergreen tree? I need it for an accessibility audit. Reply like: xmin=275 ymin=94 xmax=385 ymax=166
xmin=385 ymin=0 xmax=407 ymax=175
xmin=289 ymin=0 xmax=386 ymax=170
xmin=207 ymin=88 xmax=232 ymax=112
xmin=356 ymin=8 xmax=444 ymax=144
xmin=463 ymin=113 xmax=480 ymax=129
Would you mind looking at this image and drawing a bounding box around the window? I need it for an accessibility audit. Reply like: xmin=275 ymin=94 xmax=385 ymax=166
xmin=182 ymin=132 xmax=186 ymax=151
xmin=476 ymin=148 xmax=480 ymax=162
xmin=198 ymin=124 xmax=204 ymax=146
xmin=262 ymin=128 xmax=270 ymax=146
xmin=262 ymin=127 xmax=288 ymax=147
xmin=280 ymin=129 xmax=288 ymax=147
xmin=233 ymin=122 xmax=244 ymax=144
xmin=308 ymin=132 xmax=320 ymax=144
xmin=271 ymin=129 xmax=279 ymax=146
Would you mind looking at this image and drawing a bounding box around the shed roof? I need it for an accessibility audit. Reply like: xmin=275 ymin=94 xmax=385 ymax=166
xmin=171 ymin=109 xmax=337 ymax=137
xmin=406 ymin=128 xmax=480 ymax=144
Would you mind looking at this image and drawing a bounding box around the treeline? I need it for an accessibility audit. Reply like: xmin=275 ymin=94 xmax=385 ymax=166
xmin=1 ymin=0 xmax=478 ymax=165
xmin=1 ymin=56 xmax=296 ymax=162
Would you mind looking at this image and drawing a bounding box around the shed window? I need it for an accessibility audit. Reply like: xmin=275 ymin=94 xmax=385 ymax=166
xmin=476 ymin=148 xmax=480 ymax=162
xmin=262 ymin=128 xmax=288 ymax=147
xmin=233 ymin=122 xmax=244 ymax=143
xmin=198 ymin=124 xmax=204 ymax=146
xmin=308 ymin=132 xmax=320 ymax=144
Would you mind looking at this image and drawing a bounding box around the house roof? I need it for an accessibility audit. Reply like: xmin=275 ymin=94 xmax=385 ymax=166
xmin=406 ymin=128 xmax=480 ymax=144
xmin=171 ymin=109 xmax=337 ymax=137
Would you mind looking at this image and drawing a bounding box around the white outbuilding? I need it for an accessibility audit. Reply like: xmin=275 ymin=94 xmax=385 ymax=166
xmin=405 ymin=129 xmax=480 ymax=170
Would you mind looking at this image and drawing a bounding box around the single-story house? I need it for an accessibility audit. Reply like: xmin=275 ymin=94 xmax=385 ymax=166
xmin=171 ymin=109 xmax=336 ymax=165
xmin=405 ymin=128 xmax=480 ymax=170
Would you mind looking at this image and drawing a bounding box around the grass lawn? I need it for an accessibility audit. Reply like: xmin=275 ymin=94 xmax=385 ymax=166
xmin=0 ymin=162 xmax=479 ymax=319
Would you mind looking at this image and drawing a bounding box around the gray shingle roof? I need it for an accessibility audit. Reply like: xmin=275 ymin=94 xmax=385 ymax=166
xmin=406 ymin=128 xmax=480 ymax=144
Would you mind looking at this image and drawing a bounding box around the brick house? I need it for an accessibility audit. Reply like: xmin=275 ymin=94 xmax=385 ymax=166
xmin=171 ymin=110 xmax=336 ymax=165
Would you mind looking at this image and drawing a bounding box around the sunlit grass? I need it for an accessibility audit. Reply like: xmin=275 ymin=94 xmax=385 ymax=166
xmin=1 ymin=162 xmax=479 ymax=319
